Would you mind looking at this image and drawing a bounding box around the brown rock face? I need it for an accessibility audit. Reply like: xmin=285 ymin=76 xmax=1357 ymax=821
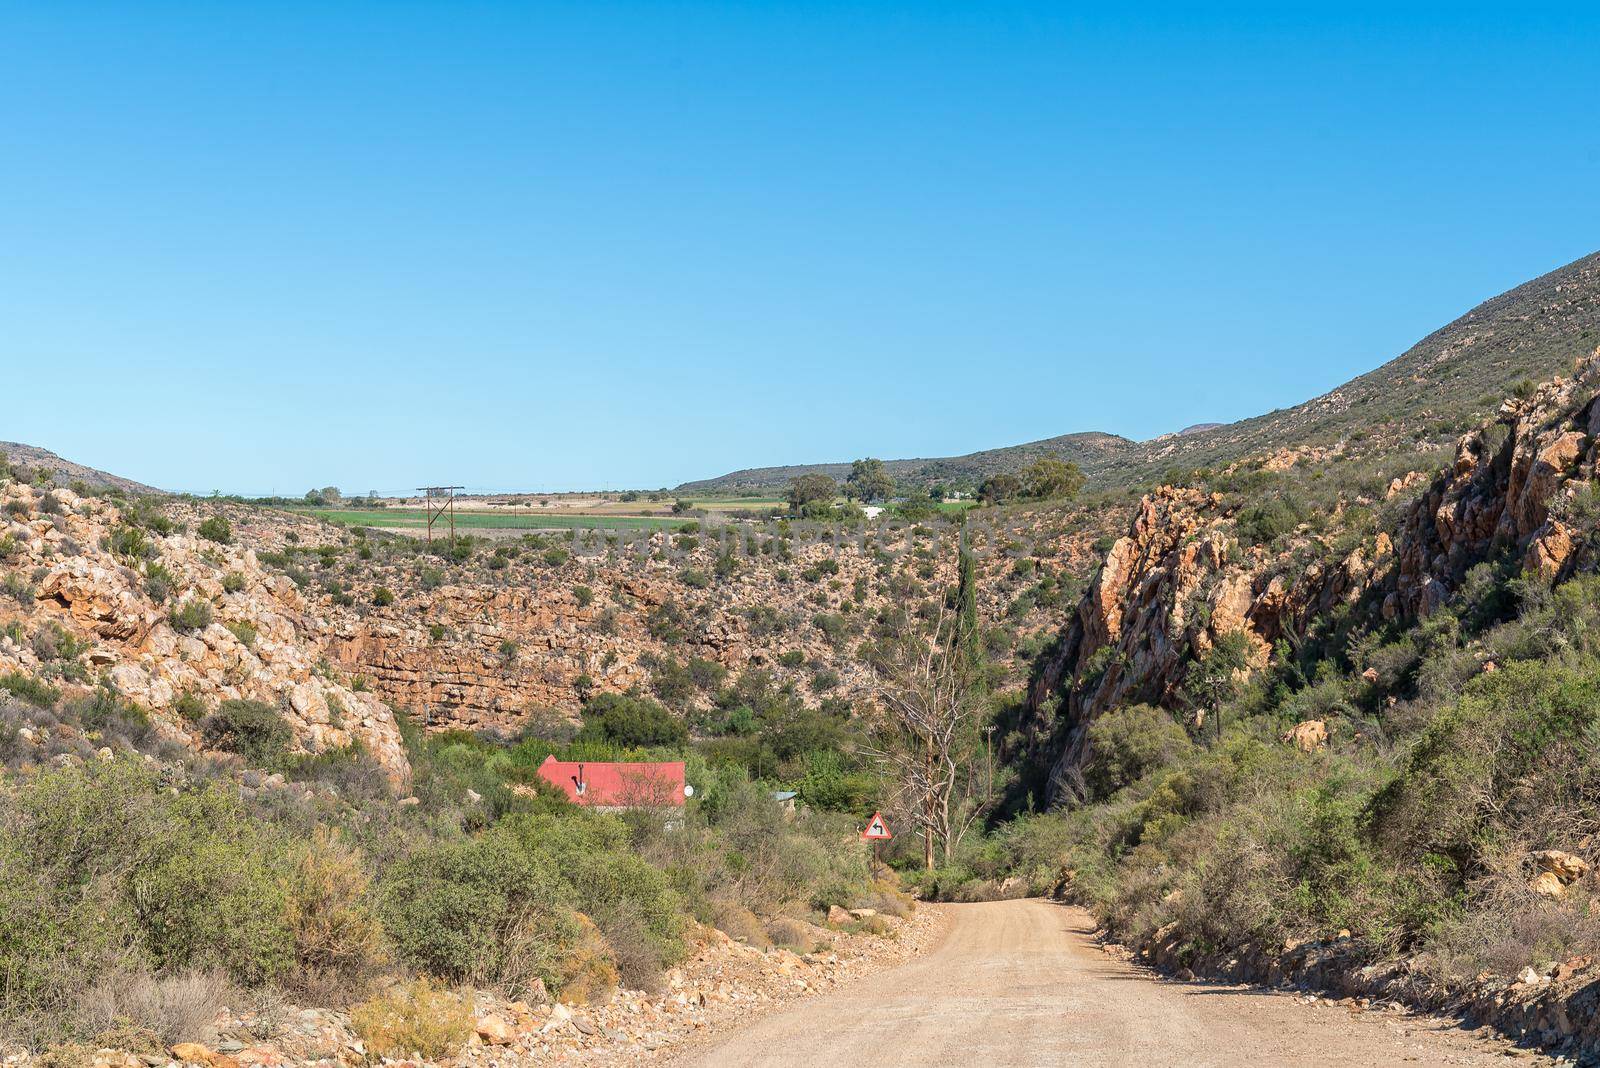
xmin=1026 ymin=351 xmax=1600 ymax=805
xmin=1392 ymin=357 xmax=1600 ymax=617
xmin=0 ymin=487 xmax=411 ymax=784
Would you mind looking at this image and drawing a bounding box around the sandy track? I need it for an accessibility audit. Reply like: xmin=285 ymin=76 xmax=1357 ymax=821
xmin=661 ymin=899 xmax=1550 ymax=1067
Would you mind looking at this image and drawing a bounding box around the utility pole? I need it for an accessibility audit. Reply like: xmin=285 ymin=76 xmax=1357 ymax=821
xmin=419 ymin=486 xmax=464 ymax=550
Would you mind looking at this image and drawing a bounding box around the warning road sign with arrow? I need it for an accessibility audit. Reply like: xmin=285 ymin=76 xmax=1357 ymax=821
xmin=860 ymin=812 xmax=892 ymax=840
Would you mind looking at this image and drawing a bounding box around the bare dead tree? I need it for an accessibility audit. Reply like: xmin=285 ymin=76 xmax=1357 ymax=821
xmin=863 ymin=599 xmax=997 ymax=870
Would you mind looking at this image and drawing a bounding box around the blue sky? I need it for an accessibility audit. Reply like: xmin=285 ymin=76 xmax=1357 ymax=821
xmin=3 ymin=3 xmax=1597 ymax=495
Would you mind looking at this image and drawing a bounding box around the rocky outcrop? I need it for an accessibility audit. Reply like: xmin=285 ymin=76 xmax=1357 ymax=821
xmin=1024 ymin=486 xmax=1375 ymax=802
xmin=1028 ymin=351 xmax=1600 ymax=805
xmin=0 ymin=484 xmax=410 ymax=783
xmin=1389 ymin=355 xmax=1600 ymax=618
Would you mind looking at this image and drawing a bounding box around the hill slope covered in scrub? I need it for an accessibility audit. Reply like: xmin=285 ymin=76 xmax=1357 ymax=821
xmin=0 ymin=440 xmax=163 ymax=495
xmin=8 ymin=249 xmax=1600 ymax=1064
xmin=682 ymin=249 xmax=1600 ymax=494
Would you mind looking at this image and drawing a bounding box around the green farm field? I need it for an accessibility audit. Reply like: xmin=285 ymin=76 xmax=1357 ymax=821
xmin=285 ymin=507 xmax=684 ymax=532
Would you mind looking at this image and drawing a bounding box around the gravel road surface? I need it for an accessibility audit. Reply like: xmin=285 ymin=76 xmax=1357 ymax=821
xmin=663 ymin=898 xmax=1553 ymax=1067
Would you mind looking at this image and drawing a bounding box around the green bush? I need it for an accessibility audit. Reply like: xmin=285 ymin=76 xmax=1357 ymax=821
xmin=201 ymin=699 xmax=292 ymax=765
xmin=1084 ymin=704 xmax=1194 ymax=800
xmin=1 ymin=672 xmax=60 ymax=708
xmin=377 ymin=834 xmax=576 ymax=998
xmin=0 ymin=761 xmax=299 ymax=1043
xmin=168 ymin=598 xmax=213 ymax=632
xmin=578 ymin=692 xmax=687 ymax=748
xmin=197 ymin=516 xmax=233 ymax=544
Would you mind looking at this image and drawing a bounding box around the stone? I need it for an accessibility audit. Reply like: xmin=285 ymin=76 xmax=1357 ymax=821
xmin=1285 ymin=720 xmax=1328 ymax=753
xmin=827 ymin=905 xmax=852 ymax=926
xmin=475 ymin=1014 xmax=515 ymax=1045
xmin=1530 ymin=871 xmax=1567 ymax=898
xmin=169 ymin=1044 xmax=240 ymax=1068
xmin=1533 ymin=850 xmax=1590 ymax=884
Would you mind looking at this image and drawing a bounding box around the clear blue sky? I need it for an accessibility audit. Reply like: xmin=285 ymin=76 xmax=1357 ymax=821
xmin=3 ymin=3 xmax=1597 ymax=495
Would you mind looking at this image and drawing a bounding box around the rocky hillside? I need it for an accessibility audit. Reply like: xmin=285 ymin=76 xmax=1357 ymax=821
xmin=0 ymin=483 xmax=409 ymax=782
xmin=676 ymin=432 xmax=1134 ymax=496
xmin=1023 ymin=347 xmax=1600 ymax=803
xmin=277 ymin=500 xmax=1117 ymax=736
xmin=684 ymin=248 xmax=1600 ymax=494
xmin=0 ymin=440 xmax=163 ymax=495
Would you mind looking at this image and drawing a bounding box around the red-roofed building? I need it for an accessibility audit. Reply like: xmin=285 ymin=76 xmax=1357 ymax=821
xmin=536 ymin=755 xmax=689 ymax=811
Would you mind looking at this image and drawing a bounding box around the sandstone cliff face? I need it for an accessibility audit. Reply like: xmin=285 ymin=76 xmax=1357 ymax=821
xmin=321 ymin=537 xmax=936 ymax=734
xmin=0 ymin=485 xmax=410 ymax=783
xmin=1023 ymin=486 xmax=1370 ymax=801
xmin=1027 ymin=353 xmax=1600 ymax=804
xmin=305 ymin=506 xmax=1116 ymax=736
xmin=1389 ymin=357 xmax=1600 ymax=618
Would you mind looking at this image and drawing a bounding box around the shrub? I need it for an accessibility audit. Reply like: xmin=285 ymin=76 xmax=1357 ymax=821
xmin=350 ymin=980 xmax=472 ymax=1061
xmin=0 ymin=759 xmax=299 ymax=1042
xmin=173 ymin=690 xmax=207 ymax=721
xmin=224 ymin=620 xmax=258 ymax=648
xmin=578 ymin=692 xmax=687 ymax=748
xmin=372 ymin=587 xmax=395 ymax=607
xmin=1084 ymin=704 xmax=1195 ymax=800
xmin=201 ymin=699 xmax=291 ymax=765
xmin=1 ymin=571 xmax=35 ymax=604
xmin=221 ymin=571 xmax=246 ymax=593
xmin=543 ymin=546 xmax=569 ymax=567
xmin=143 ymin=562 xmax=175 ymax=603
xmin=1234 ymin=497 xmax=1302 ymax=546
xmin=1 ymin=672 xmax=59 ymax=708
xmin=108 ymin=523 xmax=153 ymax=561
xmin=376 ymin=835 xmax=576 ymax=998
xmin=283 ymin=829 xmax=386 ymax=1000
xmin=197 ymin=516 xmax=232 ymax=544
xmin=168 ymin=598 xmax=213 ymax=632
xmin=77 ymin=968 xmax=232 ymax=1048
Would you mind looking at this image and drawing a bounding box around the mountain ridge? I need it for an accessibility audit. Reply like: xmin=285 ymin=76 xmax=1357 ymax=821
xmin=0 ymin=440 xmax=163 ymax=495
xmin=679 ymin=248 xmax=1600 ymax=493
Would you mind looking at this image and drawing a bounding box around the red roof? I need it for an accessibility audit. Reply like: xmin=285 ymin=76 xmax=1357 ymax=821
xmin=537 ymin=755 xmax=687 ymax=808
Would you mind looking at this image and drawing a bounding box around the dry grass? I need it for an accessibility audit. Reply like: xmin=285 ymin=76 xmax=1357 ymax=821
xmin=283 ymin=828 xmax=386 ymax=1004
xmin=764 ymin=915 xmax=819 ymax=950
xmin=555 ymin=913 xmax=620 ymax=1005
xmin=350 ymin=980 xmax=473 ymax=1061
xmin=709 ymin=899 xmax=772 ymax=948
xmin=77 ymin=967 xmax=231 ymax=1047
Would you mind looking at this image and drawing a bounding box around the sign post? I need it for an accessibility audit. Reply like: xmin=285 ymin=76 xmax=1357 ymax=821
xmin=860 ymin=811 xmax=892 ymax=876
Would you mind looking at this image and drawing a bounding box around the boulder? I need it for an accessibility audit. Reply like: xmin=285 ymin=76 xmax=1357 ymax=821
xmin=1530 ymin=871 xmax=1567 ymax=898
xmin=1533 ymin=849 xmax=1590 ymax=884
xmin=827 ymin=905 xmax=852 ymax=926
xmin=475 ymin=1014 xmax=515 ymax=1045
xmin=1285 ymin=720 xmax=1328 ymax=753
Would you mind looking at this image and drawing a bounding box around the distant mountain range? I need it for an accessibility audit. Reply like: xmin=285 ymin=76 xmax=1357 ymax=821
xmin=679 ymin=250 xmax=1600 ymax=494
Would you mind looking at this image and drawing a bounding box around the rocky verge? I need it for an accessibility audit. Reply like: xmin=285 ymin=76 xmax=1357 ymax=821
xmin=10 ymin=907 xmax=944 ymax=1068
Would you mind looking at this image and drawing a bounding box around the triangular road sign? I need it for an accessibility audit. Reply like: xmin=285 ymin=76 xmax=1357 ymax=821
xmin=861 ymin=811 xmax=892 ymax=840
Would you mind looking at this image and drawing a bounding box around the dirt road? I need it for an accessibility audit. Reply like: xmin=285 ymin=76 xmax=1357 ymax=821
xmin=663 ymin=899 xmax=1551 ymax=1067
